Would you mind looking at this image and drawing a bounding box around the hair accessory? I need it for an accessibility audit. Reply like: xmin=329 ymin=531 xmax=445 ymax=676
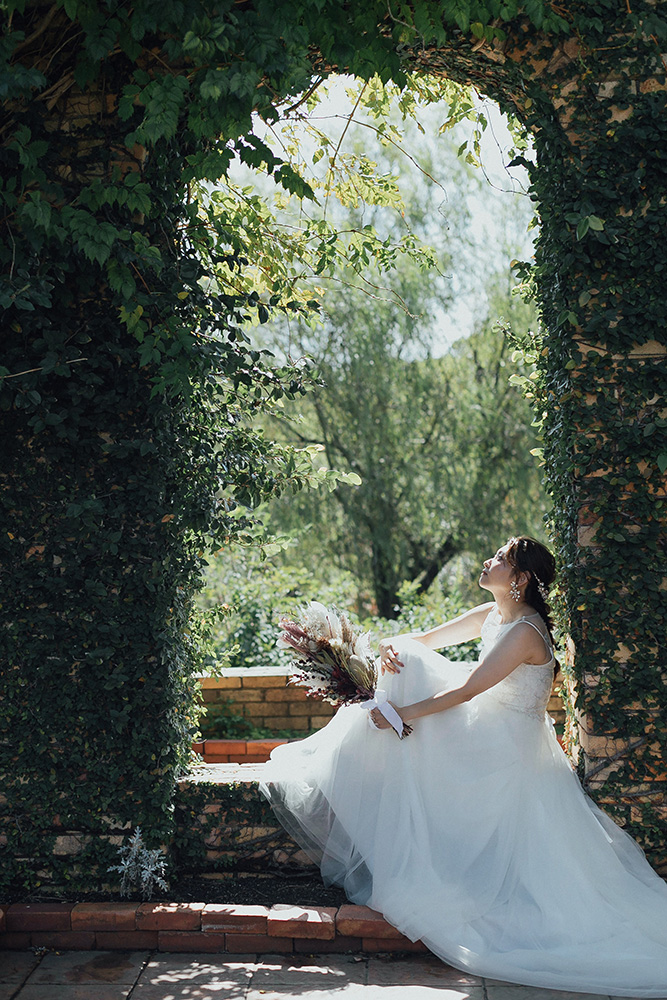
xmin=509 ymin=580 xmax=521 ymax=602
xmin=535 ymin=576 xmax=549 ymax=602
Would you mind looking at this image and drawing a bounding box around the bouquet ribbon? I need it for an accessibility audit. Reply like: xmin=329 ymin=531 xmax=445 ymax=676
xmin=361 ymin=689 xmax=406 ymax=738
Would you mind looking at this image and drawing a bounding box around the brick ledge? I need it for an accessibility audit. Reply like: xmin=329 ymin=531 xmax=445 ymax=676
xmin=192 ymin=738 xmax=289 ymax=764
xmin=0 ymin=902 xmax=428 ymax=954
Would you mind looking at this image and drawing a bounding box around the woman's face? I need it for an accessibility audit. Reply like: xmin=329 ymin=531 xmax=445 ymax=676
xmin=479 ymin=545 xmax=515 ymax=593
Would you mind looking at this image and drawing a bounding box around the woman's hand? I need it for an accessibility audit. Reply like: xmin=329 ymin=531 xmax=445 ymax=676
xmin=370 ymin=702 xmax=405 ymax=730
xmin=379 ymin=639 xmax=404 ymax=675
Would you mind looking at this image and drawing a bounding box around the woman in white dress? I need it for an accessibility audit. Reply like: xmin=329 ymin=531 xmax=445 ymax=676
xmin=259 ymin=536 xmax=667 ymax=997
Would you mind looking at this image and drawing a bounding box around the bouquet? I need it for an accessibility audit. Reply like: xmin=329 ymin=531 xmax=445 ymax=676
xmin=278 ymin=601 xmax=412 ymax=739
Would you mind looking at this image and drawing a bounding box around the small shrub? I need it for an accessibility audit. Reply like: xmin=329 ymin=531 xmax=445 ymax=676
xmin=108 ymin=827 xmax=169 ymax=901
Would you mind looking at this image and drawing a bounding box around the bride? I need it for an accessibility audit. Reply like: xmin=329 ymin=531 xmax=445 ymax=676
xmin=259 ymin=536 xmax=667 ymax=997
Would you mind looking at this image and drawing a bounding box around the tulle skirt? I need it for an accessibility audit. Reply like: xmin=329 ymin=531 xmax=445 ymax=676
xmin=259 ymin=639 xmax=667 ymax=996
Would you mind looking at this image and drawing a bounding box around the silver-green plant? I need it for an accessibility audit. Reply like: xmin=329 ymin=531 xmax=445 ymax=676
xmin=108 ymin=827 xmax=169 ymax=901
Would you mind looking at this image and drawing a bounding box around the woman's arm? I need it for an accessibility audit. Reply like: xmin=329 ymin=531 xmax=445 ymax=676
xmin=403 ymin=623 xmax=544 ymax=721
xmin=373 ymin=622 xmax=544 ymax=726
xmin=406 ymin=602 xmax=495 ymax=650
xmin=379 ymin=602 xmax=494 ymax=674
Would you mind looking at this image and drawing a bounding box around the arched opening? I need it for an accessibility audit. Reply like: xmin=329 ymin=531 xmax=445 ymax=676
xmin=1 ymin=1 xmax=665 ymax=894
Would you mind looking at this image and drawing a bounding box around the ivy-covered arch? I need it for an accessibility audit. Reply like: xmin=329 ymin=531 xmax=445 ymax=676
xmin=1 ymin=1 xmax=666 ymax=893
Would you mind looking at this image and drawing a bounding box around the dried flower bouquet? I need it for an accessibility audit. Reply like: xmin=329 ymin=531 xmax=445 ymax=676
xmin=278 ymin=601 xmax=412 ymax=738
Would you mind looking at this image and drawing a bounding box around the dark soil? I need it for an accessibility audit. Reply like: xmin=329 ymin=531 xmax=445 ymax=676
xmin=167 ymin=871 xmax=349 ymax=907
xmin=9 ymin=871 xmax=349 ymax=908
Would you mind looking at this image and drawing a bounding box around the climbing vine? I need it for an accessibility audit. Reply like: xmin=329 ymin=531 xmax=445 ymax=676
xmin=1 ymin=0 xmax=666 ymax=892
xmin=0 ymin=0 xmax=362 ymax=892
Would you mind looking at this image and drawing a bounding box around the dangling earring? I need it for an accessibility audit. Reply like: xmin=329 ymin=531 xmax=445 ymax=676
xmin=509 ymin=580 xmax=521 ymax=602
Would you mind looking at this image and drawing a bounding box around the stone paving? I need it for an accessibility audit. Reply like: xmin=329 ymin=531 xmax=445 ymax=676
xmin=0 ymin=950 xmax=647 ymax=1000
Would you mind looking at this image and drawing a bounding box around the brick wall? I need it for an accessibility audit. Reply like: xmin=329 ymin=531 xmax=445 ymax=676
xmin=199 ymin=667 xmax=336 ymax=733
xmin=199 ymin=667 xmax=566 ymax=734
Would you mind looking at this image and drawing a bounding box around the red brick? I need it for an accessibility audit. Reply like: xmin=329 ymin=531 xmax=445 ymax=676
xmin=137 ymin=902 xmax=204 ymax=931
xmin=223 ymin=688 xmax=265 ymax=703
xmin=200 ymin=675 xmax=241 ymax=690
xmin=204 ymin=740 xmax=246 ymax=755
xmin=7 ymin=903 xmax=74 ymax=933
xmin=257 ymin=715 xmax=293 ymax=728
xmin=96 ymin=930 xmax=159 ymax=949
xmin=202 ymin=904 xmax=269 ymax=934
xmin=336 ymin=905 xmax=398 ymax=939
xmin=245 ymin=737 xmax=289 ymax=750
xmin=191 ymin=741 xmax=205 ymax=755
xmin=221 ymin=689 xmax=264 ymax=703
xmin=71 ymin=902 xmax=138 ymax=931
xmin=362 ymin=937 xmax=428 ymax=953
xmin=268 ymin=905 xmax=336 ymax=940
xmin=285 ymin=718 xmax=309 ymax=731
xmin=158 ymin=931 xmax=226 ymax=952
xmin=244 ymin=702 xmax=292 ymax=719
xmin=294 ymin=935 xmax=362 ymax=953
xmin=224 ymin=932 xmax=293 ymax=953
xmin=311 ymin=716 xmax=333 ymax=730
xmin=31 ymin=931 xmax=96 ymax=949
xmin=242 ymin=675 xmax=286 ymax=689
xmin=233 ymin=754 xmax=271 ymax=763
xmin=0 ymin=932 xmax=30 ymax=949
xmin=203 ymin=754 xmax=229 ymax=762
xmin=265 ymin=688 xmax=307 ymax=702
xmin=288 ymin=702 xmax=313 ymax=716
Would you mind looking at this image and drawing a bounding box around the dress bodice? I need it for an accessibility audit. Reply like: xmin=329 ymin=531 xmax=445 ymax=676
xmin=479 ymin=607 xmax=554 ymax=719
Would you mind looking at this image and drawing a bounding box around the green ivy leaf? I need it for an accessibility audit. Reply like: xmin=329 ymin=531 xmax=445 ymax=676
xmin=576 ymin=217 xmax=590 ymax=240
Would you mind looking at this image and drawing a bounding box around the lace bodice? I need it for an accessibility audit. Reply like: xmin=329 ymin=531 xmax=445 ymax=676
xmin=479 ymin=607 xmax=554 ymax=719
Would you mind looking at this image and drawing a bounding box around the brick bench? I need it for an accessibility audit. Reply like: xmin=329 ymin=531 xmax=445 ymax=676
xmin=0 ymin=902 xmax=427 ymax=954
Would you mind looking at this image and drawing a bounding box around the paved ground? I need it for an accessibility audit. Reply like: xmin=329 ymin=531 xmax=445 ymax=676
xmin=0 ymin=950 xmax=647 ymax=1000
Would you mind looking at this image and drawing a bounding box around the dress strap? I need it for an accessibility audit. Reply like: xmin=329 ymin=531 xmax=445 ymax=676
xmin=515 ymin=617 xmax=553 ymax=662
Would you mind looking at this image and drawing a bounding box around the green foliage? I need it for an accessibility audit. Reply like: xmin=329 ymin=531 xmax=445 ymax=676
xmin=264 ymin=294 xmax=546 ymax=617
xmin=197 ymin=700 xmax=307 ymax=740
xmin=233 ymin=106 xmax=547 ymax=617
xmin=173 ymin=776 xmax=276 ymax=875
xmin=0 ymin=0 xmax=361 ymax=894
xmin=191 ymin=73 xmax=470 ymax=317
xmin=201 ymin=546 xmax=479 ymax=673
xmin=1 ymin=0 xmax=666 ymax=891
xmin=199 ymin=549 xmax=364 ymax=672
xmin=506 ymin=7 xmax=667 ymax=857
xmin=0 ymin=0 xmax=475 ymax=893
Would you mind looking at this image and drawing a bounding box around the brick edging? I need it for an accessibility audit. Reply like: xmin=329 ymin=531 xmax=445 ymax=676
xmin=0 ymin=902 xmax=428 ymax=954
xmin=192 ymin=738 xmax=289 ymax=764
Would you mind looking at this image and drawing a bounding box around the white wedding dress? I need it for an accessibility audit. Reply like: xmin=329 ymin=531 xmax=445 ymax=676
xmin=259 ymin=607 xmax=667 ymax=996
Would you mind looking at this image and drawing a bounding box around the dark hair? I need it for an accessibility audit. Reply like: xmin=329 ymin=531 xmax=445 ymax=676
xmin=505 ymin=536 xmax=559 ymax=678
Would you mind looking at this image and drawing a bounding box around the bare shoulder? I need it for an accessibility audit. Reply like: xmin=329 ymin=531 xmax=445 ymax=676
xmin=495 ymin=619 xmax=547 ymax=665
